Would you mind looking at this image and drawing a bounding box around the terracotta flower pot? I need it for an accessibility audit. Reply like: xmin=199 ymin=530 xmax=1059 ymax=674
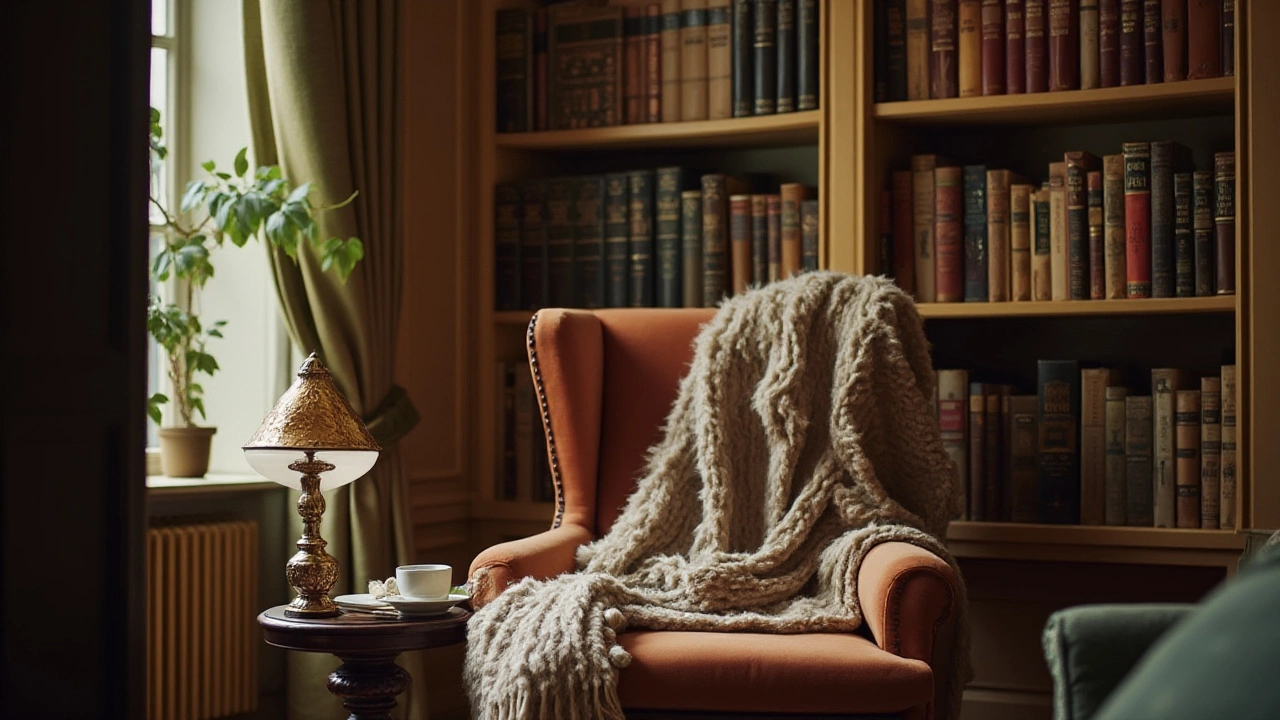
xmin=158 ymin=426 xmax=217 ymax=478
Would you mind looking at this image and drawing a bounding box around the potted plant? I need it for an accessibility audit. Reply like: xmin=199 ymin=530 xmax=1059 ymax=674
xmin=147 ymin=108 xmax=364 ymax=476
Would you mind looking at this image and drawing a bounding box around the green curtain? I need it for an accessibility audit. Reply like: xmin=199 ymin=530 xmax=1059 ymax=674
xmin=243 ymin=1 xmax=425 ymax=718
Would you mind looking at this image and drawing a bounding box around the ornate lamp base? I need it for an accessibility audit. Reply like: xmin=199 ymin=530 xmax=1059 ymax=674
xmin=285 ymin=455 xmax=341 ymax=618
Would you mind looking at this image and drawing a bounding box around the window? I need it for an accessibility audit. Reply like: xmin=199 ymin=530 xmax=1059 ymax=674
xmin=148 ymin=0 xmax=178 ymax=448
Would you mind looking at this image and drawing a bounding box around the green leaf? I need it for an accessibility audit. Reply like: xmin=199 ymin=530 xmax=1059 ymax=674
xmin=179 ymin=180 xmax=208 ymax=214
xmin=286 ymin=182 xmax=313 ymax=205
xmin=147 ymin=392 xmax=168 ymax=425
xmin=150 ymin=106 xmax=161 ymax=124
xmin=234 ymin=147 xmax=249 ymax=178
xmin=216 ymin=171 xmax=232 ymax=181
xmin=190 ymin=397 xmax=206 ymax=420
xmin=201 ymin=159 xmax=216 ymax=173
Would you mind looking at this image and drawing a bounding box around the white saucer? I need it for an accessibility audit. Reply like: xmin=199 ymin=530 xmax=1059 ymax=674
xmin=381 ymin=592 xmax=468 ymax=616
xmin=334 ymin=593 xmax=394 ymax=611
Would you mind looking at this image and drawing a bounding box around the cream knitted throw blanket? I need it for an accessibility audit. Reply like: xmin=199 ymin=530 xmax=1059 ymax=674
xmin=465 ymin=272 xmax=969 ymax=719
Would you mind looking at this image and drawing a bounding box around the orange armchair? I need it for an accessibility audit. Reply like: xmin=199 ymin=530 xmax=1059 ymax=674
xmin=469 ymin=308 xmax=962 ymax=720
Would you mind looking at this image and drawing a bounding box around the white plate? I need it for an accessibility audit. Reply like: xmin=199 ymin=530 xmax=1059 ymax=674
xmin=334 ymin=593 xmax=393 ymax=611
xmin=381 ymin=593 xmax=469 ymax=615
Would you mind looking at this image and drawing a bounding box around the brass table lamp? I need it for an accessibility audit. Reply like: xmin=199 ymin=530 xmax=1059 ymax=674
xmin=243 ymin=352 xmax=381 ymax=618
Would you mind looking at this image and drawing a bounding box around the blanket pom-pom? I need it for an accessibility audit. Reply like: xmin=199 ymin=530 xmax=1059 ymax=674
xmin=608 ymin=644 xmax=632 ymax=668
xmin=603 ymin=607 xmax=628 ymax=631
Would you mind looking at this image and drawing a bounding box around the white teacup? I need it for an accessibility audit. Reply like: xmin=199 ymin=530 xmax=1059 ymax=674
xmin=395 ymin=564 xmax=452 ymax=600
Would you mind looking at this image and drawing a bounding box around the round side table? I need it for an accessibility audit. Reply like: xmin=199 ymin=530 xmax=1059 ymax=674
xmin=258 ymin=605 xmax=469 ymax=720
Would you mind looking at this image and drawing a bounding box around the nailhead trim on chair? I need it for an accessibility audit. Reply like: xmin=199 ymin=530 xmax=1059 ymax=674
xmin=527 ymin=311 xmax=567 ymax=530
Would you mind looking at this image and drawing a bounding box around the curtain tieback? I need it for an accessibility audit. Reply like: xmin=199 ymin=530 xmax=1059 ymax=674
xmin=363 ymin=384 xmax=420 ymax=448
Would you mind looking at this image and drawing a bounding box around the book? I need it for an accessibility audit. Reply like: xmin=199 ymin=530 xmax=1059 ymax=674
xmin=797 ymin=0 xmax=819 ymax=109
xmin=662 ymin=0 xmax=684 ymax=122
xmin=1215 ymin=151 xmax=1235 ymax=295
xmin=879 ymin=189 xmax=893 ymax=280
xmin=1174 ymin=389 xmax=1201 ymax=528
xmin=1099 ymin=0 xmax=1120 ymax=86
xmin=732 ymin=0 xmax=754 ymax=117
xmin=985 ymin=387 xmax=1004 ymax=521
xmin=932 ymin=0 xmax=960 ymax=99
xmin=730 ymin=194 xmax=752 ymax=294
xmin=1104 ymin=385 xmax=1128 ymax=525
xmin=777 ymin=0 xmax=797 ymax=112
xmin=575 ymin=177 xmax=607 ymax=309
xmin=1123 ymin=142 xmax=1152 ymax=298
xmin=545 ymin=177 xmax=576 ymax=308
xmin=1048 ymin=0 xmax=1079 ymax=91
xmin=1009 ymin=394 xmax=1040 ymax=523
xmin=707 ymin=2 xmax=733 ymax=118
xmin=1005 ymin=0 xmax=1026 ymax=94
xmin=1220 ymin=364 xmax=1237 ymax=529
xmin=1011 ymin=183 xmax=1033 ymax=301
xmin=959 ymin=0 xmax=983 ymax=97
xmin=938 ymin=369 xmax=970 ymax=519
xmin=496 ymin=9 xmax=532 ymax=133
xmin=701 ymin=173 xmax=747 ymax=305
xmin=1142 ymin=0 xmax=1162 ymax=84
xmin=936 ymin=166 xmax=964 ymax=302
xmin=1119 ymin=0 xmax=1143 ymax=85
xmin=981 ymin=0 xmax=1005 ymax=95
xmin=645 ymin=5 xmax=662 ymax=123
xmin=968 ymin=382 xmax=987 ymax=520
xmin=1150 ymin=140 xmax=1186 ymax=298
xmin=963 ymin=164 xmax=988 ymax=302
xmin=656 ymin=168 xmax=684 ymax=308
xmin=1103 ymin=154 xmax=1127 ymax=299
xmin=887 ymin=0 xmax=909 ymax=101
xmin=1088 ymin=170 xmax=1104 ymax=299
xmin=1081 ymin=367 xmax=1120 ymax=525
xmin=535 ymin=10 xmax=549 ymax=130
xmin=1080 ymin=0 xmax=1100 ymax=89
xmin=1173 ymin=171 xmax=1194 ymax=298
xmin=494 ymin=184 xmax=523 ymax=311
xmin=605 ymin=173 xmax=630 ymax=307
xmin=681 ymin=0 xmax=710 ymax=121
xmin=750 ymin=194 xmax=769 ymax=285
xmin=1032 ymin=188 xmax=1052 ymax=300
xmin=1025 ymin=0 xmax=1048 ymax=92
xmin=1186 ymin=0 xmax=1221 ymax=80
xmin=907 ymin=0 xmax=931 ymax=99
xmin=1222 ymin=0 xmax=1234 ymax=76
xmin=1193 ymin=170 xmax=1215 ymax=297
xmin=522 ymin=179 xmax=549 ymax=310
xmin=1160 ymin=0 xmax=1185 ymax=82
xmin=768 ymin=194 xmax=783 ymax=280
xmin=1064 ymin=151 xmax=1098 ymax=300
xmin=780 ymin=182 xmax=812 ymax=278
xmin=913 ymin=155 xmax=939 ymax=302
xmin=1038 ymin=359 xmax=1081 ymax=524
xmin=1200 ymin=376 xmax=1221 ymax=529
xmin=627 ymin=170 xmax=655 ymax=307
xmin=752 ymin=0 xmax=777 ymax=114
xmin=1049 ymin=161 xmax=1068 ymax=301
xmin=626 ymin=6 xmax=644 ymax=124
xmin=801 ymin=199 xmax=820 ymax=272
xmin=893 ymin=171 xmax=916 ymax=294
xmin=987 ymin=168 xmax=1013 ymax=302
xmin=1125 ymin=394 xmax=1154 ymax=526
xmin=1152 ymin=367 xmax=1185 ymax=527
xmin=550 ymin=5 xmax=624 ymax=129
xmin=681 ymin=189 xmax=704 ymax=307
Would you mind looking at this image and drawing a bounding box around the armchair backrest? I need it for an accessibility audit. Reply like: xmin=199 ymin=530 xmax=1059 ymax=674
xmin=529 ymin=308 xmax=715 ymax=536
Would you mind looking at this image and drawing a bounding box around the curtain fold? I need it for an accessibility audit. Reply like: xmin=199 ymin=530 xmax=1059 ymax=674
xmin=243 ymin=1 xmax=424 ymax=718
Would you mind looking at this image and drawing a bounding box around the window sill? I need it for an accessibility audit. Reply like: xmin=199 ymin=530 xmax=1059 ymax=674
xmin=146 ymin=473 xmax=281 ymax=497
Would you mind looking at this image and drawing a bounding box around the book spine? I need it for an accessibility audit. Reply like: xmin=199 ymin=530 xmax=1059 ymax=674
xmin=1099 ymin=0 xmax=1120 ymax=86
xmin=962 ymin=165 xmax=987 ymax=302
xmin=1010 ymin=395 xmax=1040 ymax=523
xmin=1222 ymin=0 xmax=1234 ymax=76
xmin=1123 ymin=143 xmax=1152 ymax=297
xmin=656 ymin=168 xmax=684 ymax=308
xmin=937 ymin=369 xmax=970 ymax=520
xmin=892 ymin=171 xmax=916 ymax=294
xmin=907 ymin=0 xmax=932 ymax=99
xmin=662 ymin=0 xmax=684 ymax=122
xmin=681 ymin=0 xmax=710 ymax=121
xmin=932 ymin=0 xmax=960 ymax=99
xmin=1024 ymin=0 xmax=1048 ymax=92
xmin=985 ymin=389 xmax=1004 ymax=521
xmin=752 ymin=0 xmax=777 ymax=114
xmin=1048 ymin=0 xmax=1079 ymax=91
xmin=680 ymin=189 xmax=704 ymax=307
xmin=1088 ymin=170 xmax=1104 ymax=299
xmin=707 ymin=2 xmax=733 ymax=118
xmin=1119 ymin=0 xmax=1143 ymax=85
xmin=1173 ymin=171 xmax=1194 ymax=298
xmin=1175 ymin=389 xmax=1201 ymax=528
xmin=797 ymin=0 xmax=819 ymax=108
xmin=1049 ymin=162 xmax=1068 ymax=300
xmin=1220 ymin=364 xmax=1237 ymax=529
xmin=1200 ymin=376 xmax=1221 ymax=529
xmin=1104 ymin=385 xmax=1129 ymax=525
xmin=969 ymin=382 xmax=987 ymax=521
xmin=1103 ymin=154 xmax=1127 ymax=299
xmin=1193 ymin=170 xmax=1215 ymax=297
xmin=887 ymin=0 xmax=909 ymax=101
xmin=628 ymin=170 xmax=655 ymax=307
xmin=767 ymin=194 xmax=782 ymax=281
xmin=1006 ymin=0 xmax=1026 ymax=93
xmin=1152 ymin=367 xmax=1181 ymax=527
xmin=574 ymin=177 xmax=606 ymax=309
xmin=732 ymin=0 xmax=754 ymax=117
xmin=494 ymin=184 xmax=523 ymax=311
xmin=495 ymin=9 xmax=531 ymax=134
xmin=981 ymin=0 xmax=1005 ymax=95
xmin=935 ymin=166 xmax=964 ymax=302
xmin=777 ymin=0 xmax=797 ymax=112
xmin=801 ymin=199 xmax=820 ymax=272
xmin=1037 ymin=359 xmax=1081 ymax=524
xmin=1033 ymin=189 xmax=1052 ymax=300
xmin=879 ymin=189 xmax=894 ymax=278
xmin=1161 ymin=0 xmax=1185 ymax=82
xmin=701 ymin=174 xmax=729 ymax=305
xmin=1065 ymin=151 xmax=1095 ymax=300
xmin=1125 ymin=394 xmax=1154 ymax=526
xmin=1080 ymin=0 xmax=1100 ymax=89
xmin=780 ymin=182 xmax=810 ymax=278
xmin=605 ymin=174 xmax=631 ymax=307
xmin=986 ymin=169 xmax=1011 ymax=302
xmin=1143 ymin=0 xmax=1162 ymax=84
xmin=913 ymin=155 xmax=939 ymax=302
xmin=626 ymin=7 xmax=645 ymax=124
xmin=959 ymin=0 xmax=983 ymax=97
xmin=646 ymin=5 xmax=663 ymax=122
xmin=750 ymin=194 xmax=769 ymax=284
xmin=545 ymin=177 xmax=577 ymax=308
xmin=1081 ymin=367 xmax=1117 ymax=525
xmin=1011 ymin=183 xmax=1033 ymax=301
xmin=535 ymin=10 xmax=549 ymax=130
xmin=730 ymin=194 xmax=752 ymax=295
xmin=521 ymin=179 xmax=549 ymax=310
xmin=1186 ymin=0 xmax=1221 ymax=79
xmin=1215 ymin=151 xmax=1235 ymax=295
xmin=1149 ymin=140 xmax=1177 ymax=298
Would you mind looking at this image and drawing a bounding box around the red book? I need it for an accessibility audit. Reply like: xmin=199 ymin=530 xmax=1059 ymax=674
xmin=645 ymin=4 xmax=662 ymax=123
xmin=1119 ymin=0 xmax=1143 ymax=85
xmin=1048 ymin=0 xmax=1079 ymax=91
xmin=1006 ymin=0 xmax=1026 ymax=93
xmin=1161 ymin=0 xmax=1185 ymax=82
xmin=982 ymin=0 xmax=1005 ymax=94
xmin=1187 ymin=0 xmax=1222 ymax=79
xmin=892 ymin=171 xmax=916 ymax=294
xmin=1124 ymin=142 xmax=1152 ymax=298
xmin=935 ymin=166 xmax=964 ymax=302
xmin=1025 ymin=0 xmax=1048 ymax=92
xmin=1099 ymin=0 xmax=1120 ymax=86
xmin=1143 ymin=0 xmax=1162 ymax=84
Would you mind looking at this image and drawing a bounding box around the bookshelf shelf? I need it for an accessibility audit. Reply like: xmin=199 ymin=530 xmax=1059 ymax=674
xmin=916 ymin=295 xmax=1237 ymax=319
xmin=873 ymin=76 xmax=1236 ymax=126
xmin=946 ymin=521 xmax=1247 ymax=551
xmin=494 ymin=110 xmax=821 ymax=151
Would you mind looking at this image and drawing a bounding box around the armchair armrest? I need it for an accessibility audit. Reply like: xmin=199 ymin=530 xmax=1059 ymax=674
xmin=467 ymin=523 xmax=594 ymax=609
xmin=1043 ymin=603 xmax=1195 ymax=720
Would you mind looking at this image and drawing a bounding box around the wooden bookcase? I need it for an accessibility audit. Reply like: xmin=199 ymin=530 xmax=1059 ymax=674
xmin=469 ymin=1 xmax=1279 ymax=718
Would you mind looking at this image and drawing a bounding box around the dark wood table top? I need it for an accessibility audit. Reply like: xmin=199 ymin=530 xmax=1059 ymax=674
xmin=258 ymin=605 xmax=469 ymax=656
